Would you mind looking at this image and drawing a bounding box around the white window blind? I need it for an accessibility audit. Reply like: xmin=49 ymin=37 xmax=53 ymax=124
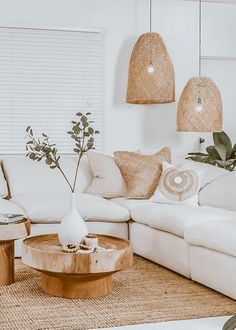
xmin=0 ymin=27 xmax=104 ymax=154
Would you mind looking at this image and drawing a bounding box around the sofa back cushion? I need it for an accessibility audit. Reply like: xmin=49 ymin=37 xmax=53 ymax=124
xmin=172 ymin=157 xmax=228 ymax=189
xmin=0 ymin=164 xmax=9 ymax=198
xmin=86 ymin=151 xmax=127 ymax=198
xmin=2 ymin=156 xmax=92 ymax=197
xmin=199 ymin=171 xmax=236 ymax=211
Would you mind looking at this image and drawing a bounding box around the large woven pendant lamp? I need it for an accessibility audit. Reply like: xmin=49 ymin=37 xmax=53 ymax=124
xmin=177 ymin=0 xmax=222 ymax=132
xmin=126 ymin=0 xmax=175 ymax=104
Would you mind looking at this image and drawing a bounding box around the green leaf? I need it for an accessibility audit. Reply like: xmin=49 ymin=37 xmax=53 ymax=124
xmin=82 ymin=122 xmax=89 ymax=128
xmin=86 ymin=112 xmax=91 ymax=115
xmin=26 ymin=126 xmax=30 ymax=132
xmin=45 ymin=158 xmax=52 ymax=165
xmin=187 ymin=152 xmax=209 ymax=156
xmin=74 ymin=148 xmax=80 ymax=153
xmin=81 ymin=115 xmax=87 ymax=122
xmin=72 ymin=125 xmax=80 ymax=134
xmin=88 ymin=127 xmax=94 ymax=134
xmin=214 ymin=144 xmax=227 ymax=161
xmin=29 ymin=153 xmax=36 ymax=160
xmin=87 ymin=141 xmax=94 ymax=149
xmin=230 ymin=144 xmax=236 ymax=158
xmin=223 ymin=315 xmax=236 ymax=330
xmin=76 ymin=112 xmax=83 ymax=116
xmin=213 ymin=131 xmax=232 ymax=159
xmin=206 ymin=146 xmax=221 ymax=160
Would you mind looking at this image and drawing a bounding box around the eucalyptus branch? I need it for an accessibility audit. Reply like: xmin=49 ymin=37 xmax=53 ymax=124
xmin=25 ymin=127 xmax=73 ymax=191
xmin=25 ymin=112 xmax=99 ymax=193
xmin=68 ymin=112 xmax=99 ymax=192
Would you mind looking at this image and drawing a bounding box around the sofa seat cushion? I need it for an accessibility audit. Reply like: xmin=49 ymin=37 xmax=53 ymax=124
xmin=112 ymin=198 xmax=152 ymax=212
xmin=10 ymin=193 xmax=130 ymax=224
xmin=131 ymin=204 xmax=236 ymax=238
xmin=185 ymin=219 xmax=236 ymax=258
xmin=0 ymin=198 xmax=25 ymax=215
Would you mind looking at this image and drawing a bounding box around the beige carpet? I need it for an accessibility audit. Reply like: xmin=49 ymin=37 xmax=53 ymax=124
xmin=0 ymin=256 xmax=235 ymax=330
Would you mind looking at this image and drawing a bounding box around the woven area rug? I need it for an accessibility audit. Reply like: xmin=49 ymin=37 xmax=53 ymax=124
xmin=0 ymin=256 xmax=236 ymax=330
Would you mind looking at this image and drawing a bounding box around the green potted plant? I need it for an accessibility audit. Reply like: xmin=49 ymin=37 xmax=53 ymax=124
xmin=222 ymin=316 xmax=236 ymax=330
xmin=187 ymin=131 xmax=236 ymax=171
xmin=26 ymin=112 xmax=99 ymax=245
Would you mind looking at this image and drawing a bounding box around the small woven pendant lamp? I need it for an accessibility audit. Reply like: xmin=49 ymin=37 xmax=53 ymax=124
xmin=177 ymin=0 xmax=222 ymax=132
xmin=126 ymin=0 xmax=175 ymax=104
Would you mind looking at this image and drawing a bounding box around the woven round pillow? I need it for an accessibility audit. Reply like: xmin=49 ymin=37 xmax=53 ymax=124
xmin=158 ymin=168 xmax=199 ymax=201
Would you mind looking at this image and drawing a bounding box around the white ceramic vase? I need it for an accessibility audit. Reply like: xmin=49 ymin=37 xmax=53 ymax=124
xmin=58 ymin=192 xmax=88 ymax=245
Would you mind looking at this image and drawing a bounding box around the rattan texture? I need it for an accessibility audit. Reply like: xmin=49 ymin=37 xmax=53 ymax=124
xmin=114 ymin=148 xmax=171 ymax=199
xmin=177 ymin=76 xmax=223 ymax=132
xmin=126 ymin=33 xmax=175 ymax=104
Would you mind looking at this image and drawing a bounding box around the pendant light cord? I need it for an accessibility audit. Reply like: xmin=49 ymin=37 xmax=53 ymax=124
xmin=149 ymin=0 xmax=153 ymax=66
xmin=198 ymin=0 xmax=202 ymax=76
xmin=150 ymin=0 xmax=152 ymax=33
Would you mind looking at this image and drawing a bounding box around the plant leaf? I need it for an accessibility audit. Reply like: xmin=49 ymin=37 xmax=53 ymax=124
xmin=206 ymin=146 xmax=221 ymax=160
xmin=213 ymin=131 xmax=232 ymax=159
xmin=223 ymin=315 xmax=236 ymax=330
xmin=214 ymin=144 xmax=227 ymax=161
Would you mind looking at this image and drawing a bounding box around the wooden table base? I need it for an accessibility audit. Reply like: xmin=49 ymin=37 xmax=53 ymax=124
xmin=41 ymin=272 xmax=113 ymax=299
xmin=0 ymin=240 xmax=14 ymax=285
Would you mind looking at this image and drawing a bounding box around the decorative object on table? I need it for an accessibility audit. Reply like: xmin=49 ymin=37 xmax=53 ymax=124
xmin=22 ymin=233 xmax=133 ymax=299
xmin=62 ymin=243 xmax=80 ymax=253
xmin=150 ymin=162 xmax=200 ymax=206
xmin=114 ymin=147 xmax=171 ymax=199
xmin=222 ymin=316 xmax=236 ymax=330
xmin=25 ymin=112 xmax=99 ymax=245
xmin=63 ymin=239 xmax=115 ymax=254
xmin=0 ymin=219 xmax=30 ymax=285
xmin=86 ymin=151 xmax=127 ymax=198
xmin=0 ymin=213 xmax=24 ymax=224
xmin=177 ymin=0 xmax=222 ymax=132
xmin=186 ymin=131 xmax=236 ymax=171
xmin=85 ymin=233 xmax=99 ymax=248
xmin=126 ymin=0 xmax=175 ymax=104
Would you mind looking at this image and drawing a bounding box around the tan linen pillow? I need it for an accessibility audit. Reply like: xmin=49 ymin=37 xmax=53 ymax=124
xmin=114 ymin=147 xmax=171 ymax=199
xmin=86 ymin=151 xmax=127 ymax=198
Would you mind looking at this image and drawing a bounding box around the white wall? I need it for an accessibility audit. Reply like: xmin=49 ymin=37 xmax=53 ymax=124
xmin=0 ymin=0 xmax=235 ymax=157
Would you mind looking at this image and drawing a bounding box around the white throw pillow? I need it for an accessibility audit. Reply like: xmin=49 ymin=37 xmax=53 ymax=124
xmin=150 ymin=162 xmax=200 ymax=206
xmin=86 ymin=151 xmax=127 ymax=198
xmin=0 ymin=164 xmax=8 ymax=198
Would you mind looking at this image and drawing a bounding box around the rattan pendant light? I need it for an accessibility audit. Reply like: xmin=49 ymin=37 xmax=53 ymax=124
xmin=126 ymin=0 xmax=175 ymax=104
xmin=177 ymin=0 xmax=222 ymax=132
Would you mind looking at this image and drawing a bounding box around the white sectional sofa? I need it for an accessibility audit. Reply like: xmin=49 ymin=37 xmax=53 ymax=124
xmin=1 ymin=155 xmax=236 ymax=300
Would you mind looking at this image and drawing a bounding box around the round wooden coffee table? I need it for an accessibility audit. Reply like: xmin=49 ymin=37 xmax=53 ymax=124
xmin=0 ymin=219 xmax=30 ymax=285
xmin=22 ymin=234 xmax=133 ymax=299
